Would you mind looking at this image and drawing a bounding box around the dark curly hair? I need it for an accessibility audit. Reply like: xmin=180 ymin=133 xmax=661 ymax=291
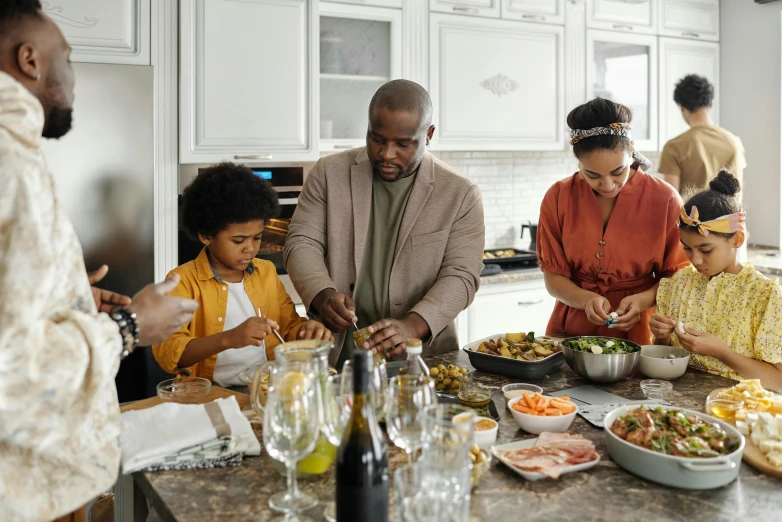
xmin=673 ymin=74 xmax=715 ymax=113
xmin=0 ymin=0 xmax=42 ymax=34
xmin=180 ymin=162 xmax=280 ymax=241
xmin=681 ymin=170 xmax=742 ymax=239
xmin=568 ymin=98 xmax=633 ymax=157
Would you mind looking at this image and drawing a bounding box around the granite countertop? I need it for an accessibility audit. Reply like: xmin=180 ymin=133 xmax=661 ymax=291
xmin=135 ymin=351 xmax=781 ymax=522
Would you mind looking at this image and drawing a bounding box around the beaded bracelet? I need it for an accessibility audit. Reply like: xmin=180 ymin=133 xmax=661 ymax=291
xmin=111 ymin=307 xmax=140 ymax=360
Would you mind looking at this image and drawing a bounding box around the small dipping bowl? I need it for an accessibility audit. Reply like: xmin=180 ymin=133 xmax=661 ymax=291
xmin=640 ymin=379 xmax=673 ymax=402
xmin=474 ymin=417 xmax=499 ymax=449
xmin=706 ymin=389 xmax=745 ymax=421
xmin=157 ymin=377 xmax=211 ymax=404
xmin=502 ymin=383 xmax=544 ymax=410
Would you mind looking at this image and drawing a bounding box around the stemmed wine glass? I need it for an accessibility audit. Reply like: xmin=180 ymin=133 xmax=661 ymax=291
xmin=262 ymin=368 xmax=320 ymax=521
xmin=320 ymin=373 xmax=352 ymax=522
xmin=386 ymin=375 xmax=438 ymax=465
xmin=340 ymin=357 xmax=387 ymax=418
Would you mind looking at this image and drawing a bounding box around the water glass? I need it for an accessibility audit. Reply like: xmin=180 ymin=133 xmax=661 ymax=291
xmin=386 ymin=375 xmax=438 ymax=464
xmin=394 ymin=462 xmax=470 ymax=522
xmin=262 ymin=368 xmax=320 ymax=521
xmin=341 ymin=357 xmax=388 ymax=418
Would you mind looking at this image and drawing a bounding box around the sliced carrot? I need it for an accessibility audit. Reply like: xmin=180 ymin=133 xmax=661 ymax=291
xmin=544 ymin=408 xmax=562 ymax=415
xmin=513 ymin=404 xmax=536 ymax=415
xmin=523 ymin=393 xmax=536 ymax=409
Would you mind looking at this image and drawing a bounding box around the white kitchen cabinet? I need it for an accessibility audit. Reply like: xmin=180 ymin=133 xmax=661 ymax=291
xmin=45 ymin=0 xmax=150 ymax=65
xmin=586 ymin=0 xmax=657 ymax=35
xmin=501 ymin=0 xmax=565 ymax=25
xmin=180 ymin=0 xmax=319 ymax=164
xmin=587 ymin=30 xmax=658 ymax=151
xmin=327 ymin=0 xmax=402 ymax=7
xmin=429 ymin=14 xmax=564 ymax=151
xmin=659 ymin=0 xmax=719 ymax=42
xmin=464 ymin=280 xmax=556 ymax=345
xmin=430 ymin=0 xmax=501 ymax=19
xmin=319 ymin=3 xmax=402 ymax=152
xmin=658 ymin=37 xmax=719 ymax=146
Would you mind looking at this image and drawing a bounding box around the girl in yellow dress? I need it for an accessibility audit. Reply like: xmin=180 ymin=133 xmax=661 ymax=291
xmin=651 ymin=171 xmax=782 ymax=391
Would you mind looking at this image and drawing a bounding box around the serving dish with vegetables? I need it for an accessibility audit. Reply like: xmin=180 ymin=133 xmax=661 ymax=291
xmin=463 ymin=333 xmax=566 ymax=380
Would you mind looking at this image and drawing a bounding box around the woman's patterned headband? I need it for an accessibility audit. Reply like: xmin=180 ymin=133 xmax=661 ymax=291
xmin=569 ymin=122 xmax=632 ymax=146
xmin=679 ymin=206 xmax=746 ymax=237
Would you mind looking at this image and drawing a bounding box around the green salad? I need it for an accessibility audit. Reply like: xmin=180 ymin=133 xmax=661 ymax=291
xmin=564 ymin=337 xmax=639 ymax=355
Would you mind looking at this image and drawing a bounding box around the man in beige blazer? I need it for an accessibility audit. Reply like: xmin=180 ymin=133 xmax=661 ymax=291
xmin=284 ymin=80 xmax=484 ymax=365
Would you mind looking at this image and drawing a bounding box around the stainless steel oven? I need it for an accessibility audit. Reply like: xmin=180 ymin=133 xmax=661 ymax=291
xmin=177 ymin=165 xmax=304 ymax=276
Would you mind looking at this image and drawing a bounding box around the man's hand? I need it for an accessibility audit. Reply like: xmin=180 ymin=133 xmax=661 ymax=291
xmin=365 ymin=314 xmax=430 ymax=358
xmin=128 ymin=274 xmax=199 ymax=346
xmin=312 ymin=289 xmax=356 ymax=333
xmin=88 ymin=265 xmax=131 ymax=313
xmin=297 ymin=320 xmax=334 ymax=341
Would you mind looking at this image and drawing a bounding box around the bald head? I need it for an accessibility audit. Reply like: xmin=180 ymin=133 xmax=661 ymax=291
xmin=0 ymin=0 xmax=75 ymax=139
xmin=368 ymin=79 xmax=433 ymax=130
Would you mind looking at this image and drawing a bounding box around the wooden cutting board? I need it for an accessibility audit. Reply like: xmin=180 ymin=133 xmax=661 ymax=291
xmin=120 ymin=386 xmax=251 ymax=413
xmin=737 ymin=428 xmax=782 ymax=479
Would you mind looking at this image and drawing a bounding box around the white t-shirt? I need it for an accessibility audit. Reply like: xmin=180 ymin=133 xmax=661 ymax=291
xmin=213 ymin=280 xmax=267 ymax=387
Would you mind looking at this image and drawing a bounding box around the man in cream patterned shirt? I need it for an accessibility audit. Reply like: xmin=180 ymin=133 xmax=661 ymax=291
xmin=0 ymin=2 xmax=198 ymax=520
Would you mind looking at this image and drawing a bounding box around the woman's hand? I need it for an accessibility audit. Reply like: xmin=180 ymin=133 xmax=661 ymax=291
xmin=611 ymin=294 xmax=644 ymax=332
xmin=583 ymin=294 xmax=611 ymax=326
xmin=650 ymin=313 xmax=676 ymax=344
xmin=678 ymin=327 xmax=730 ymax=359
xmin=297 ymin=320 xmax=334 ymax=341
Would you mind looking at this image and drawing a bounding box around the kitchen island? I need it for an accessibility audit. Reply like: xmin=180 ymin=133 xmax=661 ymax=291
xmin=134 ymin=350 xmax=781 ymax=522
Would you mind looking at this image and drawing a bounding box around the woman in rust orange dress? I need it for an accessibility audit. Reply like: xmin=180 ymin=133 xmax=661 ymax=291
xmin=537 ymin=98 xmax=689 ymax=345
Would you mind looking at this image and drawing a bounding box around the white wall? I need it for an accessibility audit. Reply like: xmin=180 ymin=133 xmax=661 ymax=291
xmin=720 ymin=1 xmax=782 ymax=248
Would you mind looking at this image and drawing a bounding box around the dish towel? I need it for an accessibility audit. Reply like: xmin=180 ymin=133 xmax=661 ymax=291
xmin=120 ymin=396 xmax=261 ymax=473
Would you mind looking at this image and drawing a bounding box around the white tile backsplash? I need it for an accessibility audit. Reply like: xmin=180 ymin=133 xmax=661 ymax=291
xmin=431 ymin=150 xmax=661 ymax=250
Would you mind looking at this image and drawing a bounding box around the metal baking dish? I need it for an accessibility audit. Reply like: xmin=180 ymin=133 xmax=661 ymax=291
xmin=603 ymin=405 xmax=744 ymax=489
xmin=463 ymin=335 xmax=565 ymax=380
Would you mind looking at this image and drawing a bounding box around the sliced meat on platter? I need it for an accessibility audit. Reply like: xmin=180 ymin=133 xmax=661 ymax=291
xmin=496 ymin=433 xmax=599 ymax=479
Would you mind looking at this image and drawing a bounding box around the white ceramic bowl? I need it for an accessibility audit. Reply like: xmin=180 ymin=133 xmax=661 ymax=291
xmin=474 ymin=417 xmax=499 ymax=449
xmin=639 ymin=345 xmax=690 ymax=380
xmin=508 ymin=396 xmax=578 ymax=434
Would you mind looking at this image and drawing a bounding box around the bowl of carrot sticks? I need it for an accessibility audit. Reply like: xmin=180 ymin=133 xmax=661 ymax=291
xmin=508 ymin=392 xmax=579 ymax=434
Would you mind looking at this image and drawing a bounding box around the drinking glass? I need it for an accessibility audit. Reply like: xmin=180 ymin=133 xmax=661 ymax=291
xmin=262 ymin=367 xmax=320 ymax=520
xmin=393 ymin=463 xmax=440 ymax=522
xmin=457 ymin=370 xmax=492 ymax=409
xmin=321 ymin=373 xmax=352 ymax=522
xmin=340 ymin=357 xmax=387 ymax=418
xmin=386 ymin=375 xmax=438 ymax=465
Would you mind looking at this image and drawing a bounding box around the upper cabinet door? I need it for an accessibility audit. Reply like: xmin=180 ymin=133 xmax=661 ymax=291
xmin=429 ymin=14 xmax=564 ymax=151
xmin=587 ymin=30 xmax=658 ymax=151
xmin=659 ymin=0 xmax=719 ymax=42
xmin=586 ymin=0 xmax=657 ymax=35
xmin=319 ymin=3 xmax=402 ymax=152
xmin=46 ymin=0 xmax=150 ymax=65
xmin=180 ymin=0 xmax=319 ymax=164
xmin=501 ymin=0 xmax=565 ymax=25
xmin=430 ymin=0 xmax=501 ymax=19
xmin=659 ymin=38 xmax=719 ymax=146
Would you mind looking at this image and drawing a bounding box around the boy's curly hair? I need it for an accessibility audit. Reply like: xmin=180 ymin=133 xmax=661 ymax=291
xmin=181 ymin=162 xmax=280 ymax=240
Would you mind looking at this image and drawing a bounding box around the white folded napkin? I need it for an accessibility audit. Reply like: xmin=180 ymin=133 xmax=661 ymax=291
xmin=120 ymin=396 xmax=261 ymax=474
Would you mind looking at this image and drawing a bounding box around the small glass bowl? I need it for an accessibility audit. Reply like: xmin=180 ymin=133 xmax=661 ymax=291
xmin=706 ymin=389 xmax=744 ymax=421
xmin=502 ymin=383 xmax=544 ymax=409
xmin=157 ymin=377 xmax=211 ymax=404
xmin=640 ymin=379 xmax=673 ymax=402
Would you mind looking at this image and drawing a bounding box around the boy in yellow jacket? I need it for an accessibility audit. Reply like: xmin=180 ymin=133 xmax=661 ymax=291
xmin=153 ymin=163 xmax=332 ymax=385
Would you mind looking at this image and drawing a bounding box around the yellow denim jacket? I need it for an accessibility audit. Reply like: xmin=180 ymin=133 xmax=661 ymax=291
xmin=152 ymin=248 xmax=307 ymax=381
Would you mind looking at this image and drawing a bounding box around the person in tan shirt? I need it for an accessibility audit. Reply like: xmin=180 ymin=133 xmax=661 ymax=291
xmin=284 ymin=80 xmax=485 ymax=366
xmin=659 ymin=74 xmax=746 ymax=195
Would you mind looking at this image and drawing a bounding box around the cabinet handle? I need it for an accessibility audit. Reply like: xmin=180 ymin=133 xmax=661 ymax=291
xmin=522 ymin=14 xmax=546 ymax=21
xmin=682 ymin=32 xmax=700 ymax=38
xmin=333 ymin=144 xmax=361 ymax=149
xmin=613 ymin=24 xmax=634 ymax=31
xmin=234 ymin=154 xmax=273 ymax=160
xmin=453 ymin=7 xmax=480 ymax=14
xmin=517 ymin=299 xmax=544 ymax=306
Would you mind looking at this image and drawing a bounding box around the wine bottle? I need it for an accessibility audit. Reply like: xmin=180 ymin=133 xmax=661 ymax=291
xmin=336 ymin=350 xmax=389 ymax=522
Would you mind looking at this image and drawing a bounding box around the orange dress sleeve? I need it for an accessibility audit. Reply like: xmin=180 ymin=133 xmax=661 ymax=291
xmin=537 ymin=181 xmax=572 ymax=278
